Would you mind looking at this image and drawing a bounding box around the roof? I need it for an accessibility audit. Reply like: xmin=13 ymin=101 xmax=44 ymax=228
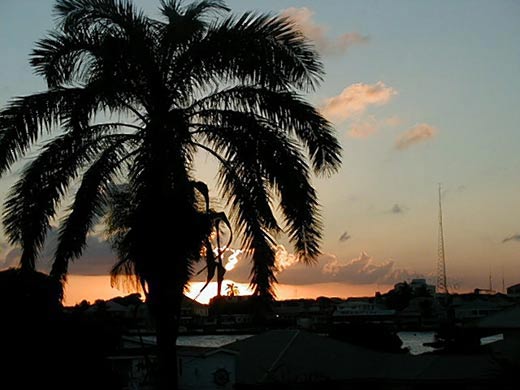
xmin=120 ymin=336 xmax=238 ymax=358
xmin=177 ymin=345 xmax=237 ymax=357
xmin=223 ymin=329 xmax=505 ymax=385
xmin=473 ymin=305 xmax=520 ymax=329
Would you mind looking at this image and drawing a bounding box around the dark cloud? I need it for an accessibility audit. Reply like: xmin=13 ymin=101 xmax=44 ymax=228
xmin=276 ymin=251 xmax=422 ymax=286
xmin=339 ymin=231 xmax=351 ymax=242
xmin=502 ymin=234 xmax=520 ymax=243
xmin=391 ymin=204 xmax=405 ymax=214
xmin=0 ymin=228 xmax=424 ymax=289
xmin=0 ymin=229 xmax=116 ymax=275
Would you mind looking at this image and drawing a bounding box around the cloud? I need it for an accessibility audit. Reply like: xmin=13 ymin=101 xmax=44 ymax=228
xmin=270 ymin=251 xmax=421 ymax=286
xmin=339 ymin=232 xmax=351 ymax=242
xmin=395 ymin=123 xmax=437 ymax=150
xmin=322 ymin=82 xmax=397 ymax=123
xmin=348 ymin=116 xmax=378 ymax=138
xmin=347 ymin=115 xmax=402 ymax=139
xmin=321 ymin=252 xmax=421 ymax=285
xmin=502 ymin=234 xmax=520 ymax=243
xmin=281 ymin=7 xmax=368 ymax=56
xmin=391 ymin=204 xmax=405 ymax=214
xmin=0 ymin=229 xmax=116 ymax=275
xmin=274 ymin=245 xmax=299 ymax=273
xmin=384 ymin=115 xmax=402 ymax=127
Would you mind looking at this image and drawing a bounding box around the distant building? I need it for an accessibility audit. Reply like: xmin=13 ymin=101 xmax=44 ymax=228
xmin=507 ymin=283 xmax=520 ymax=297
xmin=332 ymin=298 xmax=395 ymax=323
xmin=451 ymin=294 xmax=514 ymax=322
xmin=410 ymin=278 xmax=436 ymax=295
xmin=473 ymin=304 xmax=520 ymax=341
xmin=181 ymin=296 xmax=209 ymax=318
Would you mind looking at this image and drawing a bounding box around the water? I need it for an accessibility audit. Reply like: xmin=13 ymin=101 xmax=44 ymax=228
xmin=397 ymin=331 xmax=504 ymax=355
xmin=176 ymin=331 xmax=504 ymax=354
xmin=397 ymin=331 xmax=436 ymax=355
xmin=175 ymin=332 xmax=438 ymax=354
xmin=177 ymin=334 xmax=253 ymax=348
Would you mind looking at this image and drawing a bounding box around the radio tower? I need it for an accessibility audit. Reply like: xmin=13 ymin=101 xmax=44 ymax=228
xmin=437 ymin=184 xmax=449 ymax=294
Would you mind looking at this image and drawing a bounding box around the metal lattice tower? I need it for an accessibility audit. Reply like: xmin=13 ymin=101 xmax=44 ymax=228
xmin=436 ymin=184 xmax=449 ymax=294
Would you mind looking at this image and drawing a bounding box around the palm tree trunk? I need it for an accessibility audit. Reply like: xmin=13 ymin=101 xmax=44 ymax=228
xmin=147 ymin=276 xmax=184 ymax=390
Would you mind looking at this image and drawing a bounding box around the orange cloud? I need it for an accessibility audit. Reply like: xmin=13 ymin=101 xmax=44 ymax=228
xmin=384 ymin=115 xmax=402 ymax=127
xmin=348 ymin=116 xmax=378 ymax=138
xmin=322 ymin=82 xmax=397 ymax=123
xmin=347 ymin=115 xmax=402 ymax=139
xmin=395 ymin=123 xmax=438 ymax=150
xmin=281 ymin=7 xmax=368 ymax=56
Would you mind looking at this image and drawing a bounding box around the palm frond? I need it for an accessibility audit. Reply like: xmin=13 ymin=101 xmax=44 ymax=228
xmin=2 ymin=129 xmax=127 ymax=270
xmin=215 ymin=162 xmax=278 ymax=298
xmin=189 ymin=86 xmax=341 ymax=175
xmin=158 ymin=0 xmax=229 ymax=85
xmin=197 ymin=110 xmax=322 ymax=262
xmin=51 ymin=138 xmax=132 ymax=281
xmin=0 ymin=88 xmax=94 ymax=177
xmin=171 ymin=11 xmax=323 ymax=96
xmin=54 ymin=0 xmax=149 ymax=37
xmin=194 ymin=140 xmax=279 ymax=233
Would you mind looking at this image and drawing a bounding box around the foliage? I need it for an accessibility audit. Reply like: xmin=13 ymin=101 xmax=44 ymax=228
xmin=0 ymin=0 xmax=341 ymax=300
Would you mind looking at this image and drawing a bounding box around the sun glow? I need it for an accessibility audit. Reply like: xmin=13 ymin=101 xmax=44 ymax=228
xmin=186 ymin=280 xmax=254 ymax=304
xmin=62 ymin=275 xmax=394 ymax=307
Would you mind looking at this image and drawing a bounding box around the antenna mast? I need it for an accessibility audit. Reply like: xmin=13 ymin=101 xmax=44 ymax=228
xmin=437 ymin=184 xmax=449 ymax=294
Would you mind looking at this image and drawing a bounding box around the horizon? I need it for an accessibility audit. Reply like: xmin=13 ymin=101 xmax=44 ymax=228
xmin=1 ymin=0 xmax=520 ymax=300
xmin=61 ymin=275 xmax=495 ymax=307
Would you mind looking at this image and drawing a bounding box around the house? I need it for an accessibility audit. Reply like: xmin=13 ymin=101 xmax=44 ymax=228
xmin=507 ymin=283 xmax=520 ymax=297
xmin=177 ymin=346 xmax=238 ymax=390
xmin=450 ymin=294 xmax=513 ymax=322
xmin=472 ymin=305 xmax=520 ymax=370
xmin=112 ymin=336 xmax=238 ymax=390
xmin=222 ymin=329 xmax=512 ymax=388
xmin=473 ymin=304 xmax=520 ymax=341
xmin=111 ymin=329 xmax=515 ymax=389
xmin=332 ymin=297 xmax=395 ymax=324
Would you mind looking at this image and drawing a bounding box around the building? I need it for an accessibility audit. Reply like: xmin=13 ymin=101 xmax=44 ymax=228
xmin=506 ymin=283 xmax=520 ymax=297
xmin=332 ymin=297 xmax=395 ymax=324
xmin=113 ymin=336 xmax=238 ymax=390
xmin=223 ymin=329 xmax=512 ymax=389
xmin=410 ymin=278 xmax=436 ymax=295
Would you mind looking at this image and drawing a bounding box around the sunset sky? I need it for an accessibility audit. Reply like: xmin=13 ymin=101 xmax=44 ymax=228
xmin=1 ymin=0 xmax=519 ymax=304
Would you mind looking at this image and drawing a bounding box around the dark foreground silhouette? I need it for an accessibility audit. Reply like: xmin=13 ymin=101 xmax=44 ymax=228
xmin=0 ymin=269 xmax=122 ymax=389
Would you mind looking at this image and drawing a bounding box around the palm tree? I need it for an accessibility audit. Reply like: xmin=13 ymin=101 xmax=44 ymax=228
xmin=0 ymin=0 xmax=341 ymax=388
xmin=225 ymin=282 xmax=239 ymax=297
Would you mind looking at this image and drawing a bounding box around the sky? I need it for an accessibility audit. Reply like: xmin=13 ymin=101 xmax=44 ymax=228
xmin=1 ymin=0 xmax=520 ymax=303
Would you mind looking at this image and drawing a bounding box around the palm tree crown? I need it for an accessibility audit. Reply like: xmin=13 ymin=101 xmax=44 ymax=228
xmin=0 ymin=0 xmax=341 ymax=299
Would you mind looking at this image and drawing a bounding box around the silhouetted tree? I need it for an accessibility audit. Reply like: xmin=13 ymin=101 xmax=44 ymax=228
xmin=0 ymin=0 xmax=341 ymax=388
xmin=226 ymin=282 xmax=239 ymax=296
